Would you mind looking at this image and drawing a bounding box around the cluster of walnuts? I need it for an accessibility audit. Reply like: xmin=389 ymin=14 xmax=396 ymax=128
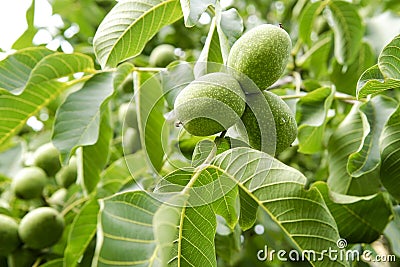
xmin=0 ymin=143 xmax=73 ymax=266
xmin=174 ymin=24 xmax=298 ymax=155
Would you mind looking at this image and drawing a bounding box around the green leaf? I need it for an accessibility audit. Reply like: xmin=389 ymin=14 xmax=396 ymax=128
xmin=180 ymin=0 xmax=216 ymax=27
xmin=297 ymin=35 xmax=332 ymax=78
xmin=296 ymin=87 xmax=334 ymax=154
xmin=215 ymin=222 xmax=241 ymax=265
xmin=153 ymin=193 xmax=217 ymax=266
xmin=52 ymin=72 xmax=115 ymax=163
xmin=238 ymin=187 xmax=258 ymax=231
xmin=194 ymin=17 xmax=224 ymax=77
xmin=384 ymin=206 xmax=400 ymax=257
xmin=39 ymin=259 xmax=63 ymax=267
xmin=81 ymin=106 xmax=113 ymax=194
xmin=0 ymin=82 xmax=67 ymax=149
xmin=93 ymin=0 xmax=183 ymax=68
xmin=347 ymin=96 xmax=397 ymax=177
xmin=328 ymin=104 xmax=381 ymax=196
xmin=98 ymin=151 xmax=149 ymax=198
xmin=160 ymin=62 xmax=194 ymax=109
xmin=298 ymin=1 xmax=324 ymax=45
xmin=314 ymin=182 xmax=393 ymax=244
xmin=356 ymin=64 xmax=400 ymax=99
xmin=330 ymin=42 xmax=375 ymax=95
xmin=113 ymin=62 xmax=135 ymax=91
xmin=327 ymin=1 xmax=364 ymax=65
xmin=378 ymin=34 xmax=400 ymax=79
xmin=0 ymin=47 xmax=53 ymax=94
xmin=212 ymin=148 xmax=347 ymax=267
xmin=12 ymin=0 xmax=37 ymax=49
xmin=380 ymin=103 xmax=400 ymax=201
xmin=25 ymin=53 xmax=94 ymax=89
xmin=64 ymin=198 xmax=99 ymax=267
xmin=94 ymin=191 xmax=162 ymax=266
xmin=191 ymin=139 xmax=216 ymax=167
xmin=194 ymin=7 xmax=242 ymax=76
xmin=136 ymin=72 xmax=168 ymax=172
xmin=0 ymin=49 xmax=94 ymax=95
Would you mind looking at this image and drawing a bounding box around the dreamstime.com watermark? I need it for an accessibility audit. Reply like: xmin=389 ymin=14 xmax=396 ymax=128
xmin=257 ymin=238 xmax=397 ymax=263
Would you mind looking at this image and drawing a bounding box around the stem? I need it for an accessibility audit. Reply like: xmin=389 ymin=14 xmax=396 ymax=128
xmin=292 ymin=71 xmax=302 ymax=94
xmin=279 ymin=92 xmax=367 ymax=102
xmin=134 ymin=67 xmax=167 ymax=72
xmin=219 ymin=130 xmax=227 ymax=139
xmin=61 ymin=196 xmax=91 ymax=217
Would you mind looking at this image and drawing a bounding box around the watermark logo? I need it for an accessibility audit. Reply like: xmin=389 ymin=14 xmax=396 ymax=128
xmin=256 ymin=238 xmax=396 ymax=263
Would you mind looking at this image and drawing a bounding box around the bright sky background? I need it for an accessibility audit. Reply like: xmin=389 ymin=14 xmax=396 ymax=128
xmin=0 ymin=0 xmax=52 ymax=51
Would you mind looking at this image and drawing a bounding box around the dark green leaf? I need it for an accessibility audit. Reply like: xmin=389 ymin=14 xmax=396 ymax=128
xmin=81 ymin=106 xmax=113 ymax=193
xmin=314 ymin=182 xmax=393 ymax=244
xmin=298 ymin=1 xmax=324 ymax=45
xmin=384 ymin=206 xmax=400 ymax=257
xmin=347 ymin=96 xmax=397 ymax=177
xmin=53 ymin=72 xmax=114 ymax=163
xmin=136 ymin=72 xmax=168 ymax=172
xmin=94 ymin=191 xmax=162 ymax=266
xmin=64 ymin=199 xmax=99 ymax=267
xmin=330 ymin=42 xmax=375 ymax=95
xmin=154 ymin=193 xmax=217 ymax=266
xmin=212 ymin=148 xmax=348 ymax=267
xmin=296 ymin=87 xmax=334 ymax=154
xmin=328 ymin=104 xmax=381 ymax=196
xmin=378 ymin=34 xmax=400 ymax=79
xmin=327 ymin=1 xmax=364 ymax=65
xmin=380 ymin=103 xmax=400 ymax=201
xmin=356 ymin=64 xmax=400 ymax=99
xmin=98 ymin=151 xmax=149 ymax=198
xmin=93 ymin=0 xmax=183 ymax=68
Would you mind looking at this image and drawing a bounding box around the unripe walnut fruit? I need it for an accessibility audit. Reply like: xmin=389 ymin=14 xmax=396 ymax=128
xmin=227 ymin=24 xmax=292 ymax=91
xmin=18 ymin=207 xmax=65 ymax=249
xmin=237 ymin=91 xmax=297 ymax=155
xmin=174 ymin=72 xmax=246 ymax=136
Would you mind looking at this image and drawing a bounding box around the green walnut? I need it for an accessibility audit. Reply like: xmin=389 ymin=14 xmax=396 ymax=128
xmin=12 ymin=167 xmax=47 ymax=199
xmin=118 ymin=102 xmax=138 ymax=129
xmin=32 ymin=143 xmax=61 ymax=177
xmin=55 ymin=156 xmax=77 ymax=188
xmin=0 ymin=215 xmax=21 ymax=256
xmin=227 ymin=24 xmax=292 ymax=91
xmin=7 ymin=248 xmax=38 ymax=267
xmin=122 ymin=127 xmax=141 ymax=154
xmin=174 ymin=72 xmax=246 ymax=136
xmin=149 ymin=44 xmax=177 ymax=67
xmin=18 ymin=207 xmax=65 ymax=250
xmin=237 ymin=91 xmax=297 ymax=155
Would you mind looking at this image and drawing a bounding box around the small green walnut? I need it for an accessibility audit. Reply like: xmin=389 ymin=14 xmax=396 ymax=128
xmin=122 ymin=127 xmax=141 ymax=154
xmin=11 ymin=167 xmax=47 ymax=199
xmin=18 ymin=207 xmax=65 ymax=250
xmin=227 ymin=24 xmax=292 ymax=91
xmin=118 ymin=102 xmax=138 ymax=129
xmin=174 ymin=72 xmax=246 ymax=136
xmin=0 ymin=215 xmax=21 ymax=256
xmin=7 ymin=248 xmax=38 ymax=267
xmin=55 ymin=156 xmax=77 ymax=188
xmin=149 ymin=44 xmax=177 ymax=67
xmin=32 ymin=143 xmax=61 ymax=177
xmin=237 ymin=91 xmax=297 ymax=155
